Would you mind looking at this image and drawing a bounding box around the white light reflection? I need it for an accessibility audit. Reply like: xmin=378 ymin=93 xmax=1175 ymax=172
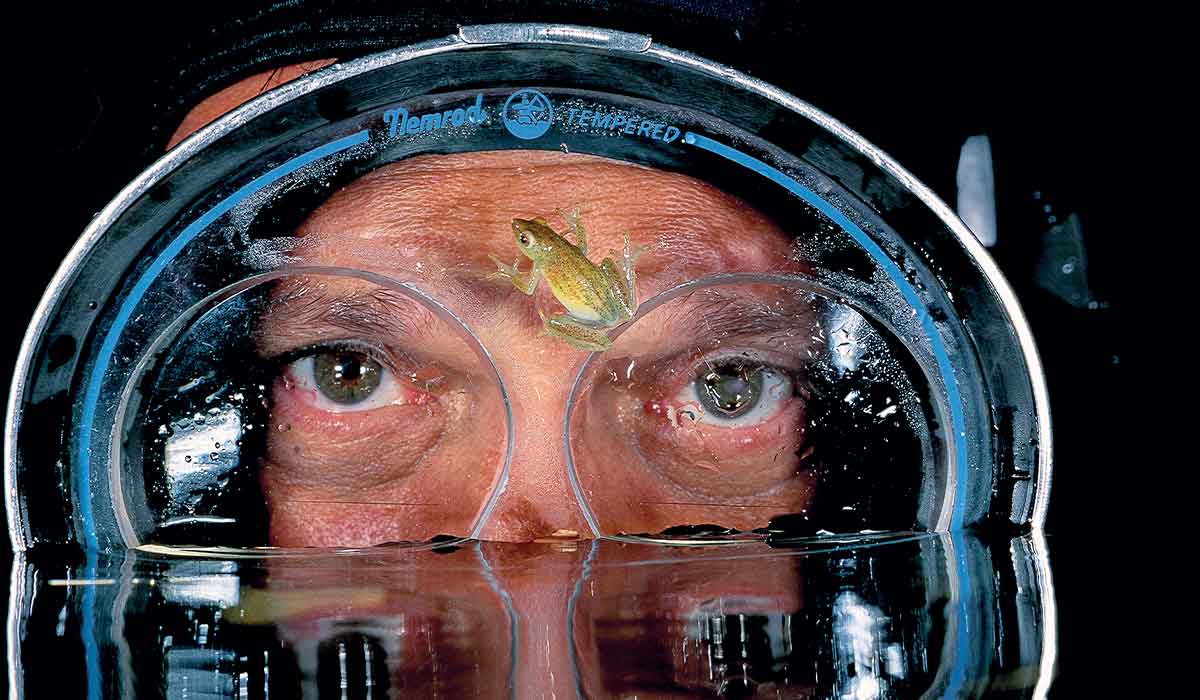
xmin=163 ymin=406 xmax=242 ymax=515
xmin=832 ymin=591 xmax=907 ymax=700
xmin=827 ymin=309 xmax=867 ymax=374
xmin=160 ymin=575 xmax=241 ymax=609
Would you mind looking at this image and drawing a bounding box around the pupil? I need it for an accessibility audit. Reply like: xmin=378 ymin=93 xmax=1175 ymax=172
xmin=334 ymin=355 xmax=362 ymax=382
xmin=519 ymin=234 xmax=530 ymax=245
xmin=697 ymin=363 xmax=763 ymax=417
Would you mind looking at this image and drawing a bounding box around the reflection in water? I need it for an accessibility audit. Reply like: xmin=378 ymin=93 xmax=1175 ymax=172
xmin=7 ymin=533 xmax=1054 ymax=698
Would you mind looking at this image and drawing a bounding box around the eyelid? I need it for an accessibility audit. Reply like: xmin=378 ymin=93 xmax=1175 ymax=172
xmin=694 ymin=347 xmax=803 ymax=371
xmin=657 ymin=347 xmax=806 ymax=391
xmin=276 ymin=340 xmax=437 ymax=414
xmin=271 ymin=338 xmax=402 ymax=375
xmin=651 ymin=295 xmax=817 ymax=359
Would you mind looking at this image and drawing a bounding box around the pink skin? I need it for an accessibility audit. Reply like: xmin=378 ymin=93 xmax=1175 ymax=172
xmin=253 ymin=152 xmax=814 ymax=545
xmin=173 ymin=60 xmax=812 ymax=697
xmin=172 ymin=61 xmax=816 ymax=546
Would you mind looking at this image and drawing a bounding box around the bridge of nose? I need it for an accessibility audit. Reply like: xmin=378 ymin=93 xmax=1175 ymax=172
xmin=476 ymin=325 xmax=592 ymax=542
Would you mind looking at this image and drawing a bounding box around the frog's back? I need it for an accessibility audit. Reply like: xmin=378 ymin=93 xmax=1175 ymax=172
xmin=537 ymin=232 xmax=624 ymax=324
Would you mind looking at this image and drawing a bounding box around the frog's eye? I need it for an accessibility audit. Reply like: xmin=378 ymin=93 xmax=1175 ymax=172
xmin=517 ymin=232 xmax=531 ymax=246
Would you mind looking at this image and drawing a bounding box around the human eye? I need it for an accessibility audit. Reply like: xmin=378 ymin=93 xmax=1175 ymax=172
xmin=635 ymin=348 xmax=810 ymax=497
xmin=264 ymin=338 xmax=454 ymax=501
xmin=249 ymin=275 xmax=510 ymax=546
xmin=566 ymin=286 xmax=822 ymax=535
xmin=278 ymin=342 xmax=436 ymax=414
xmin=671 ymin=353 xmax=799 ymax=429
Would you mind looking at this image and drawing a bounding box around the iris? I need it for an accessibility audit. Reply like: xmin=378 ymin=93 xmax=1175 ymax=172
xmin=696 ymin=362 xmax=763 ymax=418
xmin=313 ymin=351 xmax=383 ymax=404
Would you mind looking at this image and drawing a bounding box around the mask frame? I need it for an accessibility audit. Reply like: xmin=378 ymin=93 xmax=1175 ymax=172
xmin=5 ymin=23 xmax=1051 ymax=552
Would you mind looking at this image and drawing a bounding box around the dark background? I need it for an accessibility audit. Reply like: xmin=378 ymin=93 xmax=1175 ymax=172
xmin=5 ymin=1 xmax=1132 ymax=694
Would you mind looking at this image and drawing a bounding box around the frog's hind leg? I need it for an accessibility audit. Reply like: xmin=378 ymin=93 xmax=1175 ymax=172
xmin=538 ymin=309 xmax=612 ymax=351
xmin=556 ymin=205 xmax=587 ymax=256
xmin=488 ymin=254 xmax=541 ymax=295
xmin=599 ymin=258 xmax=632 ymax=312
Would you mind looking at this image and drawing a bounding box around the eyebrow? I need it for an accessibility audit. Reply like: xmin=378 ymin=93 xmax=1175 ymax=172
xmin=254 ymin=279 xmax=440 ymax=356
xmin=657 ymin=290 xmax=817 ymax=355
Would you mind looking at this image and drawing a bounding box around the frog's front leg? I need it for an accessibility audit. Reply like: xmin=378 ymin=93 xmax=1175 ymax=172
xmin=539 ymin=309 xmax=612 ymax=352
xmin=556 ymin=206 xmax=587 ymax=256
xmin=488 ymin=254 xmax=542 ymax=295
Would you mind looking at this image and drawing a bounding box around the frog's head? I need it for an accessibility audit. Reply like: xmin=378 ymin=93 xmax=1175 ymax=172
xmin=512 ymin=217 xmax=554 ymax=261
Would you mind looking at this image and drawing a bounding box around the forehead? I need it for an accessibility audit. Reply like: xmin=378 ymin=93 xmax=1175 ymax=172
xmin=290 ymin=151 xmax=796 ymax=281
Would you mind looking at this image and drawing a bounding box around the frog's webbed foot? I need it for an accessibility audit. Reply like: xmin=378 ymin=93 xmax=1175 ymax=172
xmin=487 ymin=253 xmax=522 ymax=280
xmin=555 ymin=205 xmax=587 ymax=256
xmin=538 ymin=309 xmax=613 ymax=352
xmin=488 ymin=254 xmax=540 ymax=295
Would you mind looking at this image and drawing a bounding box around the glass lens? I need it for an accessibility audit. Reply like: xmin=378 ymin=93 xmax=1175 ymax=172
xmin=115 ymin=271 xmax=510 ymax=547
xmin=566 ymin=276 xmax=940 ymax=538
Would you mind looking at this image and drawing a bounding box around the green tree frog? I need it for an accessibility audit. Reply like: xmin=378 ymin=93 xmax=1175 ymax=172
xmin=488 ymin=208 xmax=644 ymax=351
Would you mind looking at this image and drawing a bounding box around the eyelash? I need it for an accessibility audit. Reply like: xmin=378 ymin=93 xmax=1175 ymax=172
xmin=274 ymin=339 xmax=394 ymax=369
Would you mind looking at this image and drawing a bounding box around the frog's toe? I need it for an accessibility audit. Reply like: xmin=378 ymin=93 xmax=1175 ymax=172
xmin=622 ymin=234 xmax=648 ymax=260
xmin=487 ymin=255 xmax=523 ymax=278
xmin=571 ymin=335 xmax=613 ymax=352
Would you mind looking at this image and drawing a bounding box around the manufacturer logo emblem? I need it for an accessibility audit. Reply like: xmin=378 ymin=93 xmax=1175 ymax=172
xmin=502 ymin=89 xmax=554 ymax=140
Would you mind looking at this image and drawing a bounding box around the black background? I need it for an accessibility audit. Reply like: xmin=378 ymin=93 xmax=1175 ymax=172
xmin=4 ymin=1 xmax=1133 ymax=695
